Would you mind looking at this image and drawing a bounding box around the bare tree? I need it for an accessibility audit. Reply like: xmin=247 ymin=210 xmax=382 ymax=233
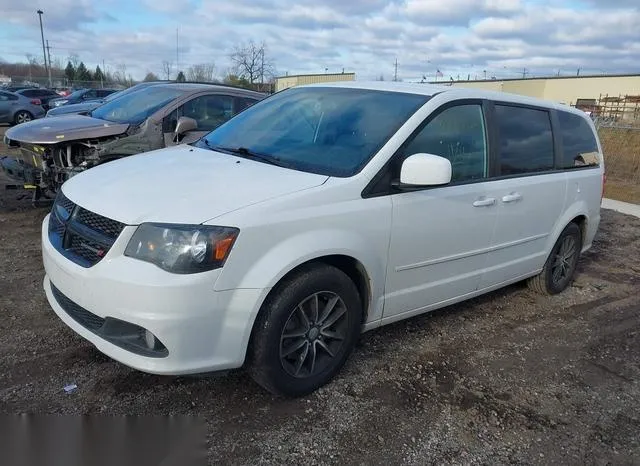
xmin=67 ymin=53 xmax=80 ymax=68
xmin=229 ymin=40 xmax=274 ymax=84
xmin=144 ymin=72 xmax=159 ymax=82
xmin=112 ymin=63 xmax=129 ymax=85
xmin=187 ymin=63 xmax=216 ymax=82
xmin=162 ymin=60 xmax=172 ymax=80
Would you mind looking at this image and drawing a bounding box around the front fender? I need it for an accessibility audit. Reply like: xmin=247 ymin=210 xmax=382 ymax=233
xmin=214 ymin=228 xmax=389 ymax=324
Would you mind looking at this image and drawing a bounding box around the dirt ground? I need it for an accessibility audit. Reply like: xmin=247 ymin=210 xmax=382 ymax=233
xmin=1 ymin=125 xmax=640 ymax=465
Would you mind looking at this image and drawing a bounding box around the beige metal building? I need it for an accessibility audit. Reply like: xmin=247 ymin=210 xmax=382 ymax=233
xmin=437 ymin=74 xmax=640 ymax=107
xmin=275 ymin=72 xmax=356 ymax=92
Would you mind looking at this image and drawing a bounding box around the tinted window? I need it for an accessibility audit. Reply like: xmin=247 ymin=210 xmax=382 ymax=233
xmin=237 ymin=97 xmax=258 ymax=111
xmin=0 ymin=91 xmax=18 ymax=101
xmin=402 ymin=104 xmax=487 ymax=182
xmin=20 ymin=89 xmax=38 ymax=97
xmin=495 ymin=105 xmax=554 ymax=175
xmin=198 ymin=87 xmax=429 ymax=177
xmin=181 ymin=95 xmax=235 ymax=131
xmin=558 ymin=111 xmax=599 ymax=168
xmin=83 ymin=90 xmax=98 ymax=99
xmin=91 ymin=86 xmax=183 ymax=124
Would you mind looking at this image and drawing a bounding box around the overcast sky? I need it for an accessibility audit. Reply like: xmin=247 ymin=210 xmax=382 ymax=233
xmin=1 ymin=0 xmax=639 ymax=82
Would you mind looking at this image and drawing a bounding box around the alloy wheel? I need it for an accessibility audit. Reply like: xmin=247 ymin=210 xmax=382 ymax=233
xmin=16 ymin=112 xmax=31 ymax=124
xmin=551 ymin=235 xmax=577 ymax=286
xmin=279 ymin=291 xmax=349 ymax=378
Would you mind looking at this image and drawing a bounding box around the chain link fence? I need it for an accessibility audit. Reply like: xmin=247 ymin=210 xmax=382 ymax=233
xmin=595 ymin=118 xmax=640 ymax=184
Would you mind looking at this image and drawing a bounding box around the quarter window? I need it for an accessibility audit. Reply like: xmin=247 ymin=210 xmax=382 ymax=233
xmin=402 ymin=104 xmax=488 ymax=182
xmin=557 ymin=111 xmax=599 ymax=168
xmin=495 ymin=105 xmax=554 ymax=175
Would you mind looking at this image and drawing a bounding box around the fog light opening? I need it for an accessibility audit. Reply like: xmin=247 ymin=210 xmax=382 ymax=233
xmin=145 ymin=329 xmax=157 ymax=350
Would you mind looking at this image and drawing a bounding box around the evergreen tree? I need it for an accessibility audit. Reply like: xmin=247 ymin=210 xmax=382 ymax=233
xmin=176 ymin=71 xmax=186 ymax=82
xmin=75 ymin=62 xmax=91 ymax=82
xmin=94 ymin=65 xmax=105 ymax=83
xmin=64 ymin=61 xmax=75 ymax=83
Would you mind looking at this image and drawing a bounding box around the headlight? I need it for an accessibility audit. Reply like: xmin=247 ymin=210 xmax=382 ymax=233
xmin=124 ymin=224 xmax=239 ymax=274
xmin=53 ymin=100 xmax=67 ymax=107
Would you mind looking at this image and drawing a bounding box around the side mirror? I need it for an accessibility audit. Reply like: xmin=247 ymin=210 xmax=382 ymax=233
xmin=174 ymin=116 xmax=198 ymax=137
xmin=398 ymin=153 xmax=452 ymax=187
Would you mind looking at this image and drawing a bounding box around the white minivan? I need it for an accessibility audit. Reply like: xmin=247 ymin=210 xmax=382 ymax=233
xmin=42 ymin=82 xmax=604 ymax=396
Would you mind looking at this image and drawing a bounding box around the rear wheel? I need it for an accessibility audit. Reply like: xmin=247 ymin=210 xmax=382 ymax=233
xmin=528 ymin=222 xmax=582 ymax=295
xmin=248 ymin=264 xmax=362 ymax=397
xmin=13 ymin=111 xmax=33 ymax=125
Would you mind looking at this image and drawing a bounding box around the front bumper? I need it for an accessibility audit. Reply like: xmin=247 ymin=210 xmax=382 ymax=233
xmin=42 ymin=214 xmax=268 ymax=375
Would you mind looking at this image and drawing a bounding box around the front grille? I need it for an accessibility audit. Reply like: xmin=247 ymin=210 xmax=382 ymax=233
xmin=75 ymin=208 xmax=125 ymax=239
xmin=51 ymin=283 xmax=105 ymax=331
xmin=67 ymin=233 xmax=106 ymax=264
xmin=56 ymin=191 xmax=75 ymax=216
xmin=48 ymin=191 xmax=126 ymax=267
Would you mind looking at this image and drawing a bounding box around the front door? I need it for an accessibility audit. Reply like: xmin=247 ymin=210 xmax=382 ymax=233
xmin=384 ymin=102 xmax=499 ymax=318
xmin=163 ymin=94 xmax=236 ymax=147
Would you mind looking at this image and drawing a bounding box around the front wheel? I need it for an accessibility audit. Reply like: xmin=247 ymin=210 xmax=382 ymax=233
xmin=13 ymin=111 xmax=33 ymax=125
xmin=247 ymin=264 xmax=362 ymax=397
xmin=528 ymin=222 xmax=582 ymax=295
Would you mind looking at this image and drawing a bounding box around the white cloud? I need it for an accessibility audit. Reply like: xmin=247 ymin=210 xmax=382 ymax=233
xmin=0 ymin=0 xmax=639 ymax=81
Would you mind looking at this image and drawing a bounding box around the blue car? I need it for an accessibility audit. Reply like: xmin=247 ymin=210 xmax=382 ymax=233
xmin=48 ymin=88 xmax=119 ymax=108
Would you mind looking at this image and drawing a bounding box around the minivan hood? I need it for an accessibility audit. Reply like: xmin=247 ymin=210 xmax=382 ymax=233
xmin=62 ymin=145 xmax=329 ymax=225
xmin=4 ymin=114 xmax=129 ymax=144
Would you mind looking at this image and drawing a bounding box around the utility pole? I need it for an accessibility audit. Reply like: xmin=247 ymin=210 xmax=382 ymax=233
xmin=176 ymin=28 xmax=179 ymax=79
xmin=522 ymin=67 xmax=527 ymax=79
xmin=577 ymin=68 xmax=580 ymax=76
xmin=393 ymin=58 xmax=398 ymax=82
xmin=37 ymin=10 xmax=49 ymax=85
xmin=261 ymin=47 xmax=264 ymax=85
xmin=46 ymin=40 xmax=52 ymax=87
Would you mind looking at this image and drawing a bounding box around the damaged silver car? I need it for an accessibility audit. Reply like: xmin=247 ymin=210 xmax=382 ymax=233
xmin=3 ymin=83 xmax=265 ymax=197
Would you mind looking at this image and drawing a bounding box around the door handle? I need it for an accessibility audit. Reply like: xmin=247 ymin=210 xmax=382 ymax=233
xmin=502 ymin=192 xmax=522 ymax=203
xmin=473 ymin=197 xmax=496 ymax=207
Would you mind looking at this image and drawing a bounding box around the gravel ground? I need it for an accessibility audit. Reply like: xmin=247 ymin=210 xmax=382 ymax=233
xmin=1 ymin=125 xmax=640 ymax=464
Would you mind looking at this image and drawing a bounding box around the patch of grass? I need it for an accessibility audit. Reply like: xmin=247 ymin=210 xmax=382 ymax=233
xmin=604 ymin=178 xmax=640 ymax=204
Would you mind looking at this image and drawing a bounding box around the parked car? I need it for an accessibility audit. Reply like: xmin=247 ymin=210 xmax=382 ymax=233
xmin=40 ymin=82 xmax=604 ymax=396
xmin=48 ymin=88 xmax=119 ymax=108
xmin=15 ymin=88 xmax=62 ymax=111
xmin=45 ymin=81 xmax=172 ymax=117
xmin=4 ymin=83 xmax=265 ymax=195
xmin=0 ymin=90 xmax=46 ymax=125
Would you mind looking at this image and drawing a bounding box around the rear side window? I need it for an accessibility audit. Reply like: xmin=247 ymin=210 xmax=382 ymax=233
xmin=558 ymin=111 xmax=599 ymax=168
xmin=495 ymin=105 xmax=554 ymax=175
xmin=21 ymin=89 xmax=38 ymax=97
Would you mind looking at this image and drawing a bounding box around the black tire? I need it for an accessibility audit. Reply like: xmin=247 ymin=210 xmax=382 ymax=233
xmin=13 ymin=110 xmax=33 ymax=125
xmin=247 ymin=264 xmax=362 ymax=397
xmin=528 ymin=222 xmax=582 ymax=295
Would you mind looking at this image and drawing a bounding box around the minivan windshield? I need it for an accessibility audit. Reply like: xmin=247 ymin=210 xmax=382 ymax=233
xmin=197 ymin=87 xmax=429 ymax=177
xmin=91 ymin=86 xmax=183 ymax=124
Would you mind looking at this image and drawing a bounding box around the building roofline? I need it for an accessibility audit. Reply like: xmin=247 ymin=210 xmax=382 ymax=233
xmin=275 ymin=72 xmax=356 ymax=80
xmin=429 ymin=72 xmax=640 ymax=84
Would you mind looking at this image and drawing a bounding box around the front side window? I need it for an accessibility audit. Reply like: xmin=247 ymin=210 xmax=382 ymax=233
xmin=557 ymin=111 xmax=599 ymax=168
xmin=401 ymin=104 xmax=487 ymax=182
xmin=197 ymin=87 xmax=429 ymax=177
xmin=181 ymin=95 xmax=235 ymax=131
xmin=495 ymin=105 xmax=554 ymax=175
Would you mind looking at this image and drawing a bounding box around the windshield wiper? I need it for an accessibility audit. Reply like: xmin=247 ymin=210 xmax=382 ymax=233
xmin=209 ymin=145 xmax=291 ymax=169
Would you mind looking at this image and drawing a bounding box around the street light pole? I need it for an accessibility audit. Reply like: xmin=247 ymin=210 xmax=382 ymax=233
xmin=37 ymin=10 xmax=49 ymax=86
